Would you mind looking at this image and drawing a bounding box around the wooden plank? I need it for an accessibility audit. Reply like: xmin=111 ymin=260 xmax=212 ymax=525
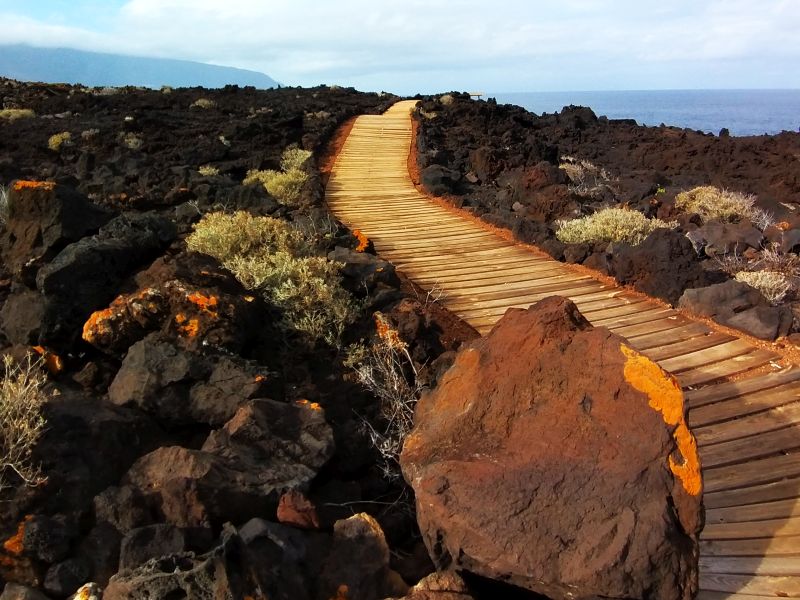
xmin=659 ymin=340 xmax=757 ymax=373
xmin=644 ymin=333 xmax=738 ymax=362
xmin=701 ymin=537 xmax=800 ymax=557
xmin=610 ymin=316 xmax=690 ymax=339
xmin=689 ymin=382 xmax=800 ymax=426
xmin=706 ymin=498 xmax=800 ymax=524
xmin=700 ymin=556 xmax=800 ymax=576
xmin=704 ymin=454 xmax=800 ymax=493
xmin=695 ymin=403 xmax=800 ymax=445
xmin=697 ymin=593 xmax=796 ymax=600
xmin=677 ymin=350 xmax=778 ymax=388
xmin=705 ymin=478 xmax=800 ymax=509
xmin=701 ymin=517 xmax=800 ymax=541
xmin=625 ymin=323 xmax=711 ymax=349
xmin=445 ymin=280 xmax=602 ymax=310
xmin=698 ymin=573 xmax=800 ymax=597
xmin=700 ymin=425 xmax=800 ymax=468
xmin=685 ymin=369 xmax=800 ymax=408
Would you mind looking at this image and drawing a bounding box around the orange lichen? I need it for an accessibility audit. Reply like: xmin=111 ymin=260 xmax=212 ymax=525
xmin=82 ymin=306 xmax=116 ymax=343
xmin=353 ymin=229 xmax=369 ymax=252
xmin=31 ymin=345 xmax=64 ymax=375
xmin=621 ymin=344 xmax=702 ymax=496
xmin=296 ymin=399 xmax=322 ymax=411
xmin=174 ymin=313 xmax=200 ymax=338
xmin=3 ymin=515 xmax=32 ymax=555
xmin=329 ymin=585 xmax=349 ymax=600
xmin=254 ymin=375 xmax=266 ymax=383
xmin=12 ymin=180 xmax=55 ymax=192
xmin=186 ymin=292 xmax=219 ymax=314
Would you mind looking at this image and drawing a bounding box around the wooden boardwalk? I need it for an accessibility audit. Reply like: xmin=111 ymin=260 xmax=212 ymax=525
xmin=326 ymin=100 xmax=800 ymax=598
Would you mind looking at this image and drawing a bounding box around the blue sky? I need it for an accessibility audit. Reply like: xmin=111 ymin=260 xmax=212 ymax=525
xmin=1 ymin=0 xmax=798 ymax=93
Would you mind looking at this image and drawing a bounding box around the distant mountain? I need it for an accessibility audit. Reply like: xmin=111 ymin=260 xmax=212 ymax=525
xmin=0 ymin=45 xmax=279 ymax=89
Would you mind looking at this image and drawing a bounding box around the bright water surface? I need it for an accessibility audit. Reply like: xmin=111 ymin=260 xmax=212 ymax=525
xmin=489 ymin=90 xmax=800 ymax=136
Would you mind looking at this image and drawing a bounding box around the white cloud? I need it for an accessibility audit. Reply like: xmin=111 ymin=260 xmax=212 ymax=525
xmin=1 ymin=0 xmax=799 ymax=91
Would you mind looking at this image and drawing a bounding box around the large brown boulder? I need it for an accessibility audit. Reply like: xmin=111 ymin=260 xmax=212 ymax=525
xmin=401 ymin=297 xmax=702 ymax=600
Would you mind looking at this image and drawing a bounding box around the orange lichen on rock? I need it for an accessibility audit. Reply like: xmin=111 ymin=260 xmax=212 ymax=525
xmin=31 ymin=345 xmax=64 ymax=375
xmin=620 ymin=344 xmax=702 ymax=496
xmin=186 ymin=292 xmax=219 ymax=315
xmin=329 ymin=585 xmax=349 ymax=600
xmin=374 ymin=312 xmax=404 ymax=349
xmin=13 ymin=180 xmax=55 ymax=192
xmin=82 ymin=306 xmax=116 ymax=344
xmin=174 ymin=313 xmax=200 ymax=338
xmin=296 ymin=399 xmax=322 ymax=411
xmin=3 ymin=515 xmax=32 ymax=555
xmin=353 ymin=229 xmax=369 ymax=252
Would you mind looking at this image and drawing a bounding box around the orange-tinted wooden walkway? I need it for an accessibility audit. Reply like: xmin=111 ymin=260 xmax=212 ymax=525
xmin=326 ymin=100 xmax=800 ymax=598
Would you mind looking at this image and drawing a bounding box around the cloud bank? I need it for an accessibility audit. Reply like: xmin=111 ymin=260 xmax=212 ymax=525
xmin=1 ymin=0 xmax=798 ymax=93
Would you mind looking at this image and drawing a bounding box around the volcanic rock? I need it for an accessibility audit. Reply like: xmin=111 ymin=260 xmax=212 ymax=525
xmin=123 ymin=399 xmax=334 ymax=528
xmin=390 ymin=572 xmax=475 ymax=600
xmin=606 ymin=228 xmax=720 ymax=304
xmin=0 ymin=584 xmax=50 ymax=600
xmin=401 ymin=296 xmax=701 ymax=600
xmin=679 ymin=280 xmax=793 ymax=340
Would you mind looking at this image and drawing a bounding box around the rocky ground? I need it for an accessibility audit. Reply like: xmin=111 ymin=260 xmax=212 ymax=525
xmin=0 ymin=80 xmax=486 ymax=599
xmin=414 ymin=93 xmax=800 ymax=343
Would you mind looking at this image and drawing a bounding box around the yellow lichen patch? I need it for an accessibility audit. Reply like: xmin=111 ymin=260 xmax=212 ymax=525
xmin=31 ymin=345 xmax=64 ymax=375
xmin=296 ymin=399 xmax=322 ymax=411
xmin=353 ymin=229 xmax=369 ymax=252
xmin=82 ymin=306 xmax=116 ymax=343
xmin=3 ymin=515 xmax=32 ymax=555
xmin=186 ymin=292 xmax=219 ymax=315
xmin=620 ymin=344 xmax=702 ymax=496
xmin=13 ymin=180 xmax=55 ymax=192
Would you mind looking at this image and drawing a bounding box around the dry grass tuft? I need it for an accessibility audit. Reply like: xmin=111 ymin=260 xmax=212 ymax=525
xmin=191 ymin=98 xmax=216 ymax=109
xmin=734 ymin=270 xmax=793 ymax=305
xmin=556 ymin=207 xmax=677 ymax=246
xmin=244 ymin=147 xmax=311 ymax=207
xmin=559 ymin=155 xmax=616 ymax=199
xmin=0 ymin=109 xmax=35 ymax=122
xmin=48 ymin=132 xmax=72 ymax=151
xmin=675 ymin=186 xmax=760 ymax=223
xmin=0 ymin=355 xmax=48 ymax=492
xmin=187 ymin=211 xmax=357 ymax=345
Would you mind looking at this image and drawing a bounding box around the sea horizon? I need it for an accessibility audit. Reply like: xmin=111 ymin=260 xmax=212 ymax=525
xmin=487 ymin=88 xmax=800 ymax=137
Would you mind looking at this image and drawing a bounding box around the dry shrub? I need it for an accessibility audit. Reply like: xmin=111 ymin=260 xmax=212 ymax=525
xmin=48 ymin=132 xmax=72 ymax=151
xmin=0 ymin=185 xmax=9 ymax=226
xmin=198 ymin=165 xmax=220 ymax=177
xmin=559 ymin=155 xmax=616 ymax=199
xmin=0 ymin=109 xmax=35 ymax=122
xmin=244 ymin=147 xmax=311 ymax=207
xmin=556 ymin=207 xmax=677 ymax=246
xmin=734 ymin=270 xmax=793 ymax=305
xmin=675 ymin=186 xmax=758 ymax=223
xmin=1 ymin=355 xmax=47 ymax=492
xmin=345 ymin=313 xmax=421 ymax=479
xmin=191 ymin=98 xmax=216 ymax=109
xmin=121 ymin=132 xmax=143 ymax=150
xmin=187 ymin=212 xmax=357 ymax=345
xmin=439 ymin=94 xmax=455 ymax=106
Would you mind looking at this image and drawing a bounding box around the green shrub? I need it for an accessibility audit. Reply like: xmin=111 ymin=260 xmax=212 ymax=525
xmin=244 ymin=169 xmax=308 ymax=207
xmin=48 ymin=132 xmax=72 ymax=151
xmin=186 ymin=212 xmax=357 ymax=345
xmin=556 ymin=207 xmax=677 ymax=246
xmin=675 ymin=186 xmax=756 ymax=223
xmin=0 ymin=109 xmax=35 ymax=122
xmin=0 ymin=355 xmax=47 ymax=491
xmin=280 ymin=147 xmax=312 ymax=171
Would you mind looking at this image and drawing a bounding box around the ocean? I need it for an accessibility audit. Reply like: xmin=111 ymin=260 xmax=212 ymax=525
xmin=489 ymin=90 xmax=800 ymax=137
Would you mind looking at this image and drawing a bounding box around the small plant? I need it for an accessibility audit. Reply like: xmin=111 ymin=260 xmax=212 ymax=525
xmin=244 ymin=146 xmax=311 ymax=207
xmin=191 ymin=98 xmax=216 ymax=109
xmin=675 ymin=186 xmax=758 ymax=223
xmin=439 ymin=94 xmax=455 ymax=106
xmin=81 ymin=128 xmax=100 ymax=141
xmin=48 ymin=132 xmax=72 ymax=151
xmin=198 ymin=165 xmax=220 ymax=177
xmin=555 ymin=207 xmax=677 ymax=246
xmin=187 ymin=212 xmax=357 ymax=345
xmin=161 ymin=85 xmax=174 ymax=95
xmin=735 ymin=271 xmax=794 ymax=305
xmin=121 ymin=132 xmax=143 ymax=150
xmin=346 ymin=313 xmax=421 ymax=479
xmin=559 ymin=156 xmax=616 ymax=199
xmin=0 ymin=109 xmax=35 ymax=122
xmin=0 ymin=354 xmax=48 ymax=492
xmin=0 ymin=184 xmax=9 ymax=226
